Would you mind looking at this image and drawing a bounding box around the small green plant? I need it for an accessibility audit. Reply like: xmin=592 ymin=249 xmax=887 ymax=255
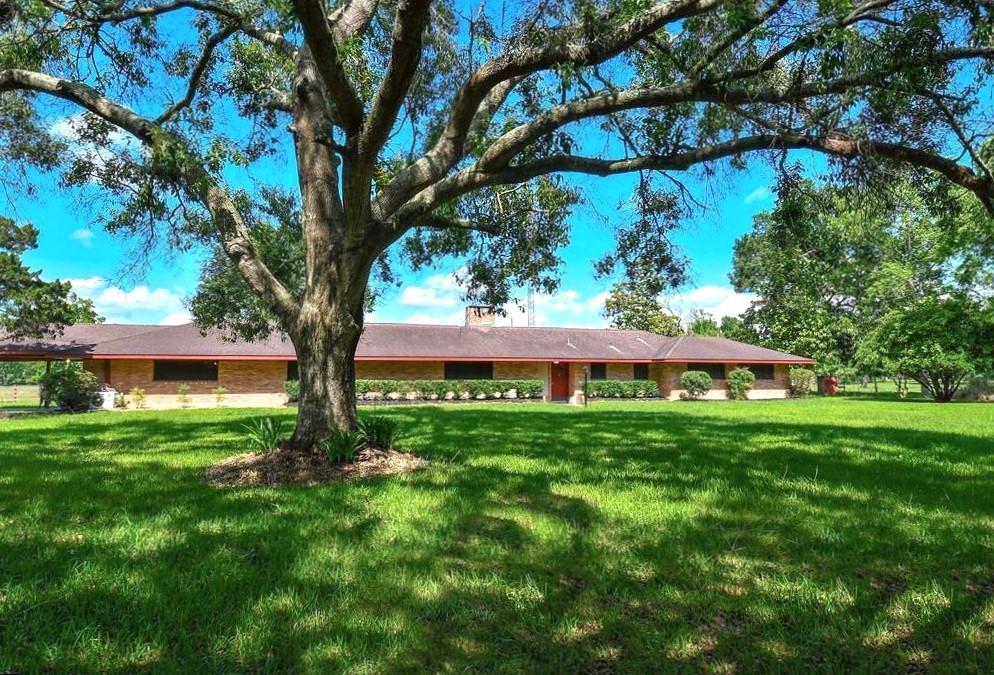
xmin=176 ymin=383 xmax=192 ymax=408
xmin=212 ymin=386 xmax=228 ymax=407
xmin=360 ymin=415 xmax=400 ymax=449
xmin=284 ymin=379 xmax=300 ymax=402
xmin=129 ymin=387 xmax=146 ymax=409
xmin=113 ymin=393 xmax=128 ymax=409
xmin=680 ymin=370 xmax=712 ymax=400
xmin=243 ymin=417 xmax=287 ymax=453
xmin=320 ymin=428 xmax=364 ymax=463
xmin=726 ymin=368 xmax=756 ymax=400
xmin=789 ymin=368 xmax=816 ymax=398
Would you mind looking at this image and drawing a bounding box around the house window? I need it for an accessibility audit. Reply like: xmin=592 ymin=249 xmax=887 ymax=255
xmin=633 ymin=363 xmax=650 ymax=380
xmin=444 ymin=361 xmax=493 ymax=380
xmin=590 ymin=363 xmax=607 ymax=380
xmin=747 ymin=364 xmax=775 ymax=380
xmin=287 ymin=361 xmax=298 ymax=381
xmin=152 ymin=360 xmax=218 ymax=382
xmin=687 ymin=363 xmax=726 ymax=379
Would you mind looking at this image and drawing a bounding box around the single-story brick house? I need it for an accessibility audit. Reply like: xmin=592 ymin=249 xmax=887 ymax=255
xmin=0 ymin=307 xmax=813 ymax=407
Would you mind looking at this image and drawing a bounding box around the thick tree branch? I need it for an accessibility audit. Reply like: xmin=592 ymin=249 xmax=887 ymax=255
xmin=0 ymin=69 xmax=298 ymax=319
xmin=330 ymin=0 xmax=380 ymax=41
xmin=373 ymin=0 xmax=719 ymax=218
xmin=290 ymin=0 xmax=366 ymax=134
xmin=396 ymin=134 xmax=994 ymax=224
xmin=359 ymin=0 xmax=432 ymax=167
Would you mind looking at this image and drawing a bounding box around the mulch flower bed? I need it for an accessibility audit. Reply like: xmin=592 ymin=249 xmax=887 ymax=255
xmin=204 ymin=447 xmax=428 ymax=488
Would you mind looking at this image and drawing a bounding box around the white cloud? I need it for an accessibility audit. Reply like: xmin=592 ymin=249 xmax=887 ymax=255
xmin=69 ymin=277 xmax=189 ymax=324
xmin=743 ymin=186 xmax=772 ymax=204
xmin=70 ymin=228 xmax=94 ymax=248
xmin=68 ymin=275 xmax=105 ymax=290
xmin=667 ymin=285 xmax=757 ymax=321
xmin=159 ymin=311 xmax=193 ymax=325
xmin=398 ymin=272 xmax=463 ymax=308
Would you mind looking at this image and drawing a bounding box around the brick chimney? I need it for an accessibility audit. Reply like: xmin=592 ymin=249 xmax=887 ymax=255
xmin=465 ymin=305 xmax=496 ymax=327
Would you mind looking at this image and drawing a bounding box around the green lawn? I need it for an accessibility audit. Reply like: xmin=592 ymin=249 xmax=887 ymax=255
xmin=2 ymin=399 xmax=994 ymax=673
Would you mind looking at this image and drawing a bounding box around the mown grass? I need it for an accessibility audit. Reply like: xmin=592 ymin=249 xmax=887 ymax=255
xmin=2 ymin=398 xmax=994 ymax=673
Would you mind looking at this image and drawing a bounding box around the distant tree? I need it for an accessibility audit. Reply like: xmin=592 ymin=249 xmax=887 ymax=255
xmin=603 ymin=278 xmax=681 ymax=336
xmin=0 ymin=361 xmax=45 ymax=385
xmin=858 ymin=295 xmax=994 ymax=402
xmin=686 ymin=309 xmax=721 ymax=336
xmin=718 ymin=315 xmax=757 ymax=344
xmin=0 ymin=217 xmax=100 ymax=339
xmin=731 ymin=177 xmax=994 ymax=374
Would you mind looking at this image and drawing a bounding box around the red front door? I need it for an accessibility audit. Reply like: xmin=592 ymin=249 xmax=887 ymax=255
xmin=551 ymin=363 xmax=570 ymax=401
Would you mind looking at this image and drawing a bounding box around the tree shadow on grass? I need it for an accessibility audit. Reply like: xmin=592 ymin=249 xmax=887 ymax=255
xmin=2 ymin=405 xmax=994 ymax=671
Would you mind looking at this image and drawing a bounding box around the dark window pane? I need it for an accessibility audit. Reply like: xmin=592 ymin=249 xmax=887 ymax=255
xmin=748 ymin=364 xmax=775 ymax=380
xmin=287 ymin=361 xmax=298 ymax=381
xmin=152 ymin=360 xmax=218 ymax=382
xmin=687 ymin=363 xmax=726 ymax=379
xmin=590 ymin=363 xmax=607 ymax=380
xmin=444 ymin=361 xmax=493 ymax=380
xmin=633 ymin=363 xmax=649 ymax=380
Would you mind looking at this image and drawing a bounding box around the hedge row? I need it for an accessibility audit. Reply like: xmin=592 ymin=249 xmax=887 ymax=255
xmin=587 ymin=379 xmax=660 ymax=398
xmin=285 ymin=379 xmax=544 ymax=402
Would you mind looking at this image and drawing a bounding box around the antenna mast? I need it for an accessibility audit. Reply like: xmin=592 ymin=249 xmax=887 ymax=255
xmin=527 ymin=286 xmax=536 ymax=327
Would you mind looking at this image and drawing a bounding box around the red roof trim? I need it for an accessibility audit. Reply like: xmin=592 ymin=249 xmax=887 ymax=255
xmin=3 ymin=352 xmax=813 ymax=365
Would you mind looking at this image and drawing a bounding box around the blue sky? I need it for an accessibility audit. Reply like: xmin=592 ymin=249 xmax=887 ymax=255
xmin=13 ymin=109 xmax=822 ymax=329
xmin=14 ymin=138 xmax=795 ymax=328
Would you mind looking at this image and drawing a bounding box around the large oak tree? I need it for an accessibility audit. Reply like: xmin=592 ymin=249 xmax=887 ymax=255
xmin=2 ymin=0 xmax=993 ymax=451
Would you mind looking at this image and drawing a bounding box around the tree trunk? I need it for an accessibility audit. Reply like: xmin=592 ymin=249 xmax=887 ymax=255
xmin=284 ymin=277 xmax=368 ymax=454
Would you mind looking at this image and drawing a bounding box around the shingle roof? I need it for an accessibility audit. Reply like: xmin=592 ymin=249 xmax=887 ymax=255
xmin=0 ymin=323 xmax=814 ymax=364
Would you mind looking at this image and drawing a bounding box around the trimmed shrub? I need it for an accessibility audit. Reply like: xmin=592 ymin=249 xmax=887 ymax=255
xmin=284 ymin=379 xmax=300 ymax=402
xmin=789 ymin=368 xmax=816 ymax=398
xmin=38 ymin=362 xmax=99 ymax=412
xmin=587 ymin=379 xmax=659 ymax=399
xmin=320 ymin=428 xmax=364 ymax=463
xmin=726 ymin=368 xmax=756 ymax=400
xmin=243 ymin=417 xmax=287 ymax=452
xmin=680 ymin=371 xmax=712 ymax=400
xmin=360 ymin=415 xmax=400 ymax=448
xmin=114 ymin=393 xmax=128 ymax=408
xmin=287 ymin=378 xmax=544 ymax=404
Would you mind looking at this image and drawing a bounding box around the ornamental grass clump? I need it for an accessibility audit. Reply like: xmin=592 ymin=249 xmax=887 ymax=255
xmin=320 ymin=429 xmax=364 ymax=463
xmin=243 ymin=417 xmax=287 ymax=453
xmin=359 ymin=415 xmax=400 ymax=449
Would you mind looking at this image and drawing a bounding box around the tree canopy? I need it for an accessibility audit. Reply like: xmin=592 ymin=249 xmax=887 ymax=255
xmin=731 ymin=175 xmax=994 ymax=383
xmin=0 ymin=216 xmax=100 ymax=339
xmin=2 ymin=0 xmax=994 ymax=444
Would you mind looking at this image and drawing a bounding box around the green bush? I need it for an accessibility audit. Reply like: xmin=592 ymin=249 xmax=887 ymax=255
xmin=243 ymin=417 xmax=287 ymax=452
xmin=284 ymin=380 xmax=300 ymax=402
xmin=38 ymin=362 xmax=100 ymax=412
xmin=360 ymin=415 xmax=400 ymax=448
xmin=320 ymin=428 xmax=364 ymax=463
xmin=726 ymin=368 xmax=756 ymax=400
xmin=680 ymin=371 xmax=712 ymax=400
xmin=176 ymin=383 xmax=192 ymax=408
xmin=789 ymin=368 xmax=816 ymax=398
xmin=212 ymin=386 xmax=228 ymax=407
xmin=286 ymin=378 xmax=544 ymax=403
xmin=587 ymin=379 xmax=659 ymax=398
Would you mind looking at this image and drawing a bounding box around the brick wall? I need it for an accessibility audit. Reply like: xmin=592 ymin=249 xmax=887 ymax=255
xmin=99 ymin=359 xmax=288 ymax=408
xmin=355 ymin=360 xmax=443 ymax=380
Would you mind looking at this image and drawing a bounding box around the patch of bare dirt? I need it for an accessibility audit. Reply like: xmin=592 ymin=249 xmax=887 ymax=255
xmin=204 ymin=447 xmax=429 ymax=488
